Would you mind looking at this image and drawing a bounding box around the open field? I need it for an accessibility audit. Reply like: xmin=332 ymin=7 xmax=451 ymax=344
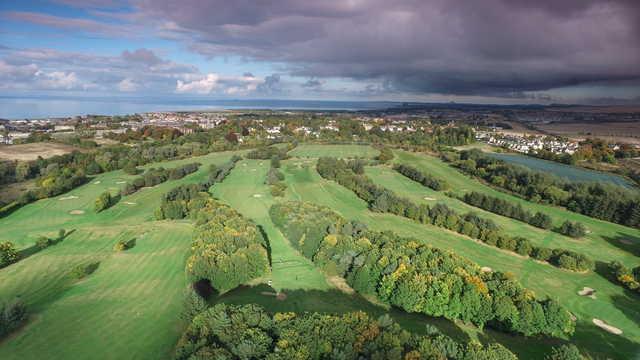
xmin=1 ymin=144 xmax=638 ymax=359
xmin=536 ymin=121 xmax=640 ymax=145
xmin=0 ymin=142 xmax=80 ymax=161
xmin=288 ymin=143 xmax=379 ymax=158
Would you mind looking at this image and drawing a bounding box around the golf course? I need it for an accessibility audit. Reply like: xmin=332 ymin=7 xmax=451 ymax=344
xmin=0 ymin=144 xmax=638 ymax=359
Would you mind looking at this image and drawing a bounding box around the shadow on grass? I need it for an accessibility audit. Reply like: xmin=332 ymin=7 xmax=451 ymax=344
xmin=602 ymin=233 xmax=640 ymax=258
xmin=257 ymin=225 xmax=272 ymax=267
xmin=213 ymin=284 xmax=471 ymax=345
xmin=18 ymin=229 xmax=76 ymax=261
xmin=209 ymin=284 xmax=639 ymax=360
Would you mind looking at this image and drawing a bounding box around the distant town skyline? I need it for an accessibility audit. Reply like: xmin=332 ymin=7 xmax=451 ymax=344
xmin=1 ymin=0 xmax=639 ymax=105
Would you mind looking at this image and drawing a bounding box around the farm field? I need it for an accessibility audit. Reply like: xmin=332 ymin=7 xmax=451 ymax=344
xmin=0 ymin=142 xmax=80 ymax=161
xmin=0 ymin=144 xmax=638 ymax=360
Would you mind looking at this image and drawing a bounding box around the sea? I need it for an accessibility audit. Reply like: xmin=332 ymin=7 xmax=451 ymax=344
xmin=0 ymin=96 xmax=399 ymax=120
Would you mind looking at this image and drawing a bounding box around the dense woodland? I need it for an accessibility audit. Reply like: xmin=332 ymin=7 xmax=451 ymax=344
xmin=271 ymin=201 xmax=575 ymax=337
xmin=450 ymin=149 xmax=640 ymax=229
xmin=316 ymin=157 xmax=594 ymax=272
xmin=175 ymin=303 xmax=519 ymax=360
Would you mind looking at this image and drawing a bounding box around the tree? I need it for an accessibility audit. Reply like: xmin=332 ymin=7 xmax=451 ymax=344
xmin=559 ymin=221 xmax=587 ymax=238
xmin=545 ymin=344 xmax=584 ymax=360
xmin=270 ymin=155 xmax=281 ymax=168
xmin=123 ymin=163 xmax=139 ymax=175
xmin=377 ymin=147 xmax=394 ymax=163
xmin=95 ymin=191 xmax=113 ymax=212
xmin=15 ymin=161 xmax=31 ymax=182
xmin=0 ymin=242 xmax=19 ymax=268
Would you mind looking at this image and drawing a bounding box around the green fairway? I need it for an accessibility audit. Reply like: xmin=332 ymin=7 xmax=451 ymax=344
xmin=211 ymin=159 xmax=330 ymax=291
xmin=0 ymin=151 xmax=239 ymax=360
xmin=288 ymin=143 xmax=379 ymax=159
xmin=393 ymin=150 xmax=640 ymax=268
xmin=281 ymin=154 xmax=640 ymax=360
xmin=1 ymin=144 xmax=638 ymax=360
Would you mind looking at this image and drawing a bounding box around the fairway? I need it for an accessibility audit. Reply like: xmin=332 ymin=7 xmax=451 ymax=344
xmin=1 ymin=144 xmax=638 ymax=360
xmin=281 ymin=154 xmax=640 ymax=360
xmin=288 ymin=144 xmax=379 ymax=158
xmin=0 ymin=150 xmax=239 ymax=359
xmin=211 ymin=159 xmax=330 ymax=291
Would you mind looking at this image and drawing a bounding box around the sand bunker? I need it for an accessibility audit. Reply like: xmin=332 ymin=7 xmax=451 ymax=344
xmin=593 ymin=319 xmax=623 ymax=335
xmin=59 ymin=195 xmax=78 ymax=201
xmin=94 ymin=181 xmax=101 ymax=184
xmin=116 ymin=181 xmax=126 ymax=184
xmin=69 ymin=210 xmax=84 ymax=215
xmin=253 ymin=194 xmax=263 ymax=198
xmin=578 ymin=287 xmax=596 ymax=296
xmin=423 ymin=197 xmax=436 ymax=201
xmin=480 ymin=266 xmax=492 ymax=272
xmin=124 ymin=202 xmax=137 ymax=205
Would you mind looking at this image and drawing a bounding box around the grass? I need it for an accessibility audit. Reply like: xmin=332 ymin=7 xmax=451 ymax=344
xmin=0 ymin=150 xmax=239 ymax=359
xmin=1 ymin=145 xmax=638 ymax=360
xmin=288 ymin=143 xmax=379 ymax=159
xmin=210 ymin=159 xmax=329 ymax=291
xmin=281 ymin=155 xmax=640 ymax=360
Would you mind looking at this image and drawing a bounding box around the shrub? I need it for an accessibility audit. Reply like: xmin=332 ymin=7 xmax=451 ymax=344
xmin=113 ymin=238 xmax=136 ymax=251
xmin=94 ymin=191 xmax=113 ymax=212
xmin=0 ymin=299 xmax=27 ymax=338
xmin=545 ymin=344 xmax=584 ymax=360
xmin=559 ymin=221 xmax=587 ymax=238
xmin=0 ymin=242 xmax=19 ymax=268
xmin=36 ymin=236 xmax=52 ymax=249
xmin=70 ymin=262 xmax=100 ymax=279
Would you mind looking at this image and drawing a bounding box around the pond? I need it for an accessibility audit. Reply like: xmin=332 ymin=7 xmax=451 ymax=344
xmin=487 ymin=152 xmax=635 ymax=188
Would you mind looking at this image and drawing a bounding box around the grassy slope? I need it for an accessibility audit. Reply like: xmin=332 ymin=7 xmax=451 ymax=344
xmin=392 ymin=150 xmax=640 ymax=267
xmin=0 ymin=151 xmax=237 ymax=360
xmin=210 ymin=159 xmax=329 ymax=291
xmin=288 ymin=144 xmax=379 ymax=159
xmin=281 ymin=148 xmax=639 ymax=360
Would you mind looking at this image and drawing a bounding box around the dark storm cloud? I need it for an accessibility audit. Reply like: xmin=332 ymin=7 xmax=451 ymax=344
xmin=136 ymin=0 xmax=640 ymax=96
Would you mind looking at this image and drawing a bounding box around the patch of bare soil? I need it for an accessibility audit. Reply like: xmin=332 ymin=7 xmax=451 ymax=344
xmin=423 ymin=197 xmax=436 ymax=201
xmin=480 ymin=266 xmax=492 ymax=273
xmin=69 ymin=210 xmax=84 ymax=215
xmin=0 ymin=142 xmax=79 ymax=161
xmin=593 ymin=319 xmax=623 ymax=335
xmin=328 ymin=276 xmax=355 ymax=294
xmin=620 ymin=239 xmax=634 ymax=245
xmin=276 ymin=292 xmax=287 ymax=301
xmin=59 ymin=195 xmax=78 ymax=201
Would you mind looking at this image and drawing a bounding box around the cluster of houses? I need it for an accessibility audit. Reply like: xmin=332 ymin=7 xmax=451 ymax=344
xmin=476 ymin=131 xmax=579 ymax=154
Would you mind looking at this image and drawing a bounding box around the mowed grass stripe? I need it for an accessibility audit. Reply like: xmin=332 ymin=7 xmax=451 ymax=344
xmin=282 ymin=157 xmax=640 ymax=360
xmin=393 ymin=150 xmax=640 ymax=266
xmin=211 ymin=159 xmax=330 ymax=291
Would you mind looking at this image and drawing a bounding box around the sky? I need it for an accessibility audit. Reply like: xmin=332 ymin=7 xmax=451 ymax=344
xmin=0 ymin=0 xmax=639 ymax=105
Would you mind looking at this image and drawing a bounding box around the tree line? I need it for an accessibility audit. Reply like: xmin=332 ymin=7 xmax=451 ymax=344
xmin=270 ymin=201 xmax=575 ymax=338
xmin=121 ymin=162 xmax=200 ymax=196
xmin=266 ymin=156 xmax=286 ymax=197
xmin=448 ymin=149 xmax=640 ymax=229
xmin=155 ymin=158 xmax=269 ymax=293
xmin=175 ymin=303 xmax=520 ymax=360
xmin=155 ymin=157 xmax=240 ymax=220
xmin=460 ymin=191 xmax=552 ymax=229
xmin=316 ymin=157 xmax=594 ymax=272
xmin=394 ymin=163 xmax=449 ymax=191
